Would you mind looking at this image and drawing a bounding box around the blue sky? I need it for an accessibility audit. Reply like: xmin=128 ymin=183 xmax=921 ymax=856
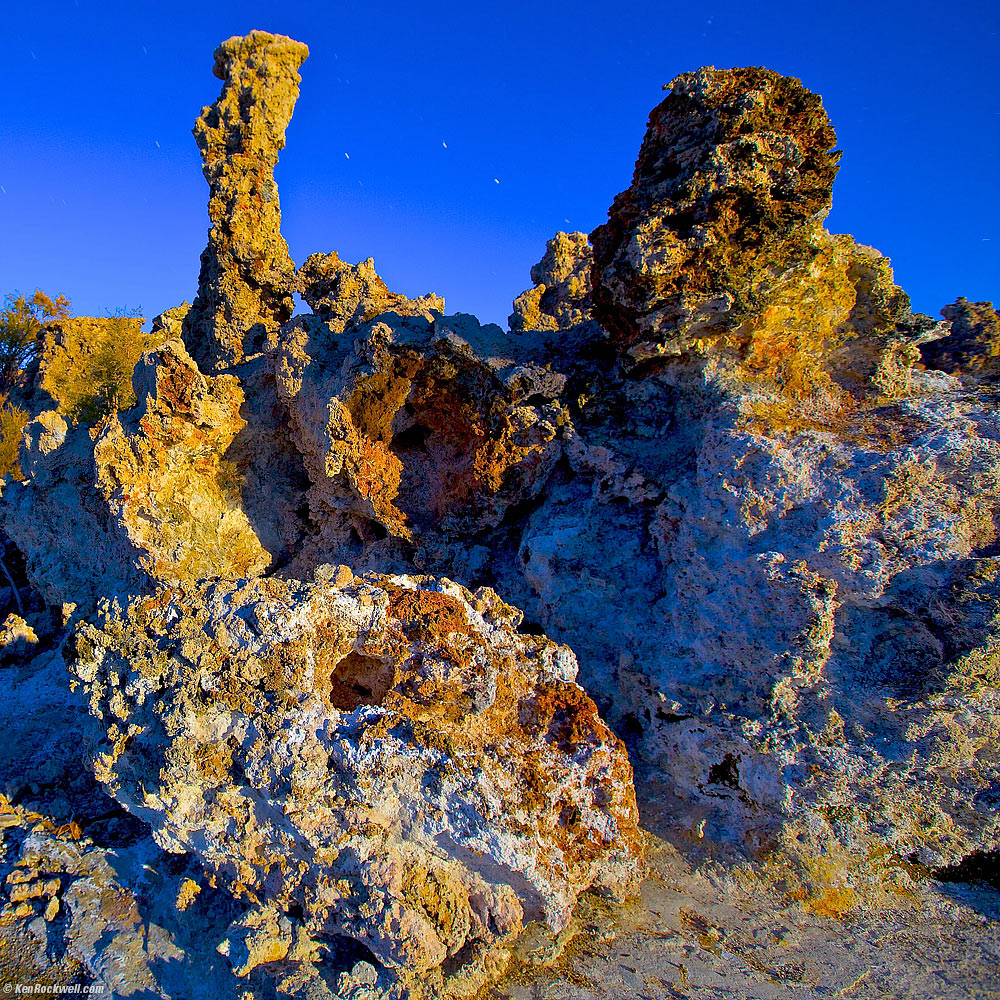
xmin=1 ymin=0 xmax=996 ymax=328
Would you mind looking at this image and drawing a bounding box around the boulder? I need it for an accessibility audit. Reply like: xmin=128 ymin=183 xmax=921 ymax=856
xmin=69 ymin=573 xmax=643 ymax=994
xmin=3 ymin=339 xmax=270 ymax=608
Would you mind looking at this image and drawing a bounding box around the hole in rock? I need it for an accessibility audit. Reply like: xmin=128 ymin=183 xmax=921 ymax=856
xmin=391 ymin=423 xmax=432 ymax=453
xmin=707 ymin=754 xmax=741 ymax=789
xmin=519 ymin=620 xmax=546 ymax=636
xmin=327 ymin=651 xmax=395 ymax=712
xmin=935 ymin=849 xmax=1000 ymax=890
xmin=440 ymin=937 xmax=486 ymax=979
xmin=619 ymin=712 xmax=645 ymax=745
xmin=316 ymin=935 xmax=382 ymax=984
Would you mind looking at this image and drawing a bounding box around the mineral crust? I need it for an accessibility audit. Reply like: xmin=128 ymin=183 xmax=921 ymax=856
xmin=2 ymin=32 xmax=999 ymax=999
xmin=69 ymin=574 xmax=642 ymax=993
xmin=268 ymin=293 xmax=571 ymax=580
xmin=183 ymin=31 xmax=309 ymax=370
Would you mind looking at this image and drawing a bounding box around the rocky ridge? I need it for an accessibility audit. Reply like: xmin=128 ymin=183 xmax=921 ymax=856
xmin=0 ymin=32 xmax=998 ymax=1000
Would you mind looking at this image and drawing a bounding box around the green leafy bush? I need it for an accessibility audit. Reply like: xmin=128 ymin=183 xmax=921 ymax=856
xmin=0 ymin=291 xmax=70 ymax=395
xmin=0 ymin=395 xmax=29 ymax=480
xmin=40 ymin=312 xmax=168 ymax=425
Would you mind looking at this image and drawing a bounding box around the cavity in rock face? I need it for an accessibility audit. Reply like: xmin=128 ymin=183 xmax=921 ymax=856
xmin=69 ymin=574 xmax=643 ymax=992
xmin=183 ymin=31 xmax=309 ymax=371
xmin=268 ymin=276 xmax=570 ymax=580
xmin=590 ymin=66 xmax=841 ymax=360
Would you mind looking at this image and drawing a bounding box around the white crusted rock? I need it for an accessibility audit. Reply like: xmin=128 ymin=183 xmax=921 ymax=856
xmin=69 ymin=573 xmax=643 ymax=994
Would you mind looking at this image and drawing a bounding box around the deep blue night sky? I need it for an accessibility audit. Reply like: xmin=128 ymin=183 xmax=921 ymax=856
xmin=1 ymin=0 xmax=996 ymax=328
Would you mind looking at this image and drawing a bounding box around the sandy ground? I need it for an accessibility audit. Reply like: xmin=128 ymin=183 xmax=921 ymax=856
xmin=491 ymin=832 xmax=1000 ymax=1000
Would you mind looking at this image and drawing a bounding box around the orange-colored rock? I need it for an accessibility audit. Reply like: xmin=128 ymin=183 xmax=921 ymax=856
xmin=93 ymin=339 xmax=271 ymax=585
xmin=3 ymin=339 xmax=270 ymax=608
xmin=270 ymin=301 xmax=569 ymax=579
xmin=590 ymin=66 xmax=841 ymax=360
xmin=71 ymin=574 xmax=643 ymax=992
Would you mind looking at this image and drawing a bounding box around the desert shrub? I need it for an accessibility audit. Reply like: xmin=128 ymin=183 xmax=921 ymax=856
xmin=0 ymin=290 xmax=70 ymax=395
xmin=40 ymin=311 xmax=168 ymax=425
xmin=0 ymin=395 xmax=29 ymax=480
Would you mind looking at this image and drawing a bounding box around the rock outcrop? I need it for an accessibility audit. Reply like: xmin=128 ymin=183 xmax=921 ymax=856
xmin=269 ymin=298 xmax=571 ymax=581
xmin=509 ymin=231 xmax=594 ymax=333
xmin=503 ymin=64 xmax=1000 ymax=871
xmin=298 ymin=252 xmax=445 ymax=333
xmin=183 ymin=32 xmax=309 ymax=370
xmin=590 ymin=66 xmax=841 ymax=360
xmin=3 ymin=30 xmax=999 ymax=999
xmin=920 ymin=297 xmax=1000 ymax=376
xmin=70 ymin=574 xmax=642 ymax=994
xmin=4 ymin=339 xmax=270 ymax=608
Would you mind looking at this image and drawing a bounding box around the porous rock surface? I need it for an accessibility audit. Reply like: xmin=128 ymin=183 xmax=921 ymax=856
xmin=182 ymin=31 xmax=308 ymax=370
xmin=2 ymin=30 xmax=1000 ymax=999
xmin=3 ymin=339 xmax=270 ymax=609
xmin=588 ymin=65 xmax=929 ymax=377
xmin=509 ymin=231 xmax=594 ymax=333
xmin=495 ymin=67 xmax=1000 ymax=871
xmin=269 ymin=302 xmax=571 ymax=580
xmin=69 ymin=573 xmax=642 ymax=992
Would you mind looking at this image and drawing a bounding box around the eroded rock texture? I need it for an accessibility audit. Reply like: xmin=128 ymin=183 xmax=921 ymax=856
xmin=70 ymin=574 xmax=642 ymax=994
xmin=501 ymin=65 xmax=1000 ymax=872
xmin=183 ymin=32 xmax=308 ymax=370
xmin=509 ymin=232 xmax=594 ymax=333
xmin=4 ymin=36 xmax=1000 ymax=998
xmin=590 ymin=66 xmax=842 ymax=359
xmin=920 ymin=297 xmax=1000 ymax=376
xmin=3 ymin=340 xmax=270 ymax=608
xmin=269 ymin=296 xmax=571 ymax=581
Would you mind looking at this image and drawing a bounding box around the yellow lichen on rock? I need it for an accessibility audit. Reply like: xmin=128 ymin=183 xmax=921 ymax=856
xmin=93 ymin=338 xmax=270 ymax=585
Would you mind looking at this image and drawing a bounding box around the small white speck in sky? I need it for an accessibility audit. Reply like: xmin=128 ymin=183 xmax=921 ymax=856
xmin=494 ymin=178 xmax=499 ymax=184
xmin=564 ymin=218 xmax=570 ymax=224
xmin=442 ymin=142 xmax=447 ymax=148
xmin=0 ymin=186 xmax=5 ymax=195
xmin=31 ymin=51 xmax=36 ymax=60
xmin=345 ymin=152 xmax=350 ymax=159
xmin=155 ymin=140 xmax=160 ymax=148
xmin=143 ymin=46 xmax=147 ymax=55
